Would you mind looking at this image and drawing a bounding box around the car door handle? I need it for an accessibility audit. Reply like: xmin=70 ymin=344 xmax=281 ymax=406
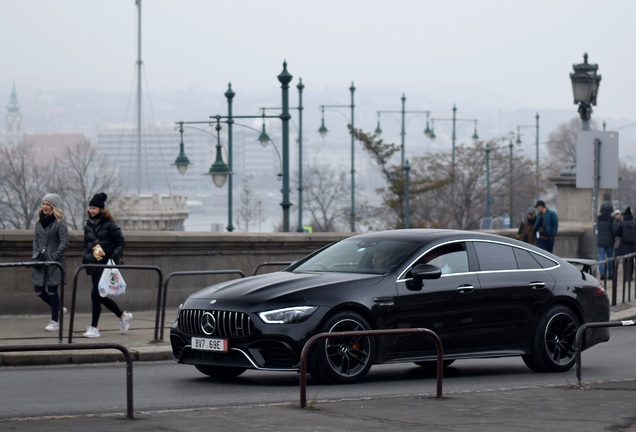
xmin=456 ymin=284 xmax=475 ymax=294
xmin=529 ymin=281 xmax=546 ymax=289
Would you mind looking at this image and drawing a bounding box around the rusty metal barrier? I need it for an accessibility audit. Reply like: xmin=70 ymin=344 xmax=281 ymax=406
xmin=252 ymin=261 xmax=293 ymax=275
xmin=159 ymin=269 xmax=246 ymax=340
xmin=298 ymin=328 xmax=443 ymax=408
xmin=0 ymin=343 xmax=134 ymax=419
xmin=0 ymin=261 xmax=66 ymax=343
xmin=70 ymin=264 xmax=163 ymax=343
xmin=574 ymin=319 xmax=636 ymax=386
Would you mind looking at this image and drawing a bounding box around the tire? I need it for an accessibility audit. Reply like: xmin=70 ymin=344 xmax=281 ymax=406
xmin=309 ymin=311 xmax=375 ymax=384
xmin=195 ymin=365 xmax=246 ymax=379
xmin=522 ymin=305 xmax=580 ymax=373
xmin=414 ymin=359 xmax=455 ymax=370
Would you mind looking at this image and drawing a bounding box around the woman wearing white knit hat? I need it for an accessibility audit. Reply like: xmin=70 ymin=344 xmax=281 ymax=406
xmin=32 ymin=193 xmax=69 ymax=332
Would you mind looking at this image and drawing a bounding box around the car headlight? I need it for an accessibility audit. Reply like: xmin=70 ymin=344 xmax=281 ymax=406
xmin=258 ymin=306 xmax=318 ymax=324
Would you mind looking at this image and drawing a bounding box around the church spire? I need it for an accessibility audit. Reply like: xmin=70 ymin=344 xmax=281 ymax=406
xmin=5 ymin=81 xmax=23 ymax=144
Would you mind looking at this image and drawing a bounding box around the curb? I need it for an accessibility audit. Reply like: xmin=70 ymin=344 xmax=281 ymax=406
xmin=0 ymin=344 xmax=173 ymax=366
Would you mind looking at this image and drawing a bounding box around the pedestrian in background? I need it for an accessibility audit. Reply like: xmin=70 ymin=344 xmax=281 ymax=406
xmin=82 ymin=192 xmax=133 ymax=338
xmin=612 ymin=209 xmax=622 ymax=257
xmin=618 ymin=207 xmax=636 ymax=282
xmin=534 ymin=200 xmax=558 ymax=253
xmin=32 ymin=193 xmax=69 ymax=332
xmin=516 ymin=207 xmax=537 ymax=245
xmin=597 ymin=201 xmax=616 ymax=278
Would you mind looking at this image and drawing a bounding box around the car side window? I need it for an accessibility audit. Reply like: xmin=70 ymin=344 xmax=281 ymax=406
xmin=416 ymin=243 xmax=469 ymax=275
xmin=513 ymin=247 xmax=544 ymax=270
xmin=473 ymin=242 xmax=517 ymax=271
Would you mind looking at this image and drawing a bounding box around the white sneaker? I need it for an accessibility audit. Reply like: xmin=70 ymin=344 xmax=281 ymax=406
xmin=45 ymin=320 xmax=59 ymax=332
xmin=83 ymin=326 xmax=100 ymax=338
xmin=120 ymin=312 xmax=133 ymax=334
xmin=63 ymin=307 xmax=68 ymax=314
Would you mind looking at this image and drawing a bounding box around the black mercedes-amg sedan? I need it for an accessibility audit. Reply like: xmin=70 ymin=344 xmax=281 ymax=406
xmin=170 ymin=229 xmax=610 ymax=383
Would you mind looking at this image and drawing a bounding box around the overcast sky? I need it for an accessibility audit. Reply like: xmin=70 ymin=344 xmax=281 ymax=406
xmin=1 ymin=0 xmax=635 ymax=123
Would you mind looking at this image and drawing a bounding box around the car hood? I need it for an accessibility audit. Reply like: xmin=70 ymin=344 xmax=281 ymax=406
xmin=185 ymin=271 xmax=385 ymax=309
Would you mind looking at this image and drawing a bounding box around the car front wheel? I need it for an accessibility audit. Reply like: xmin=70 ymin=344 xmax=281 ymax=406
xmin=522 ymin=305 xmax=580 ymax=373
xmin=309 ymin=311 xmax=375 ymax=384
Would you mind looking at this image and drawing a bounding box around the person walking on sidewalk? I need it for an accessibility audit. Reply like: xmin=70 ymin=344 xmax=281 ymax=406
xmin=534 ymin=200 xmax=558 ymax=253
xmin=32 ymin=193 xmax=69 ymax=332
xmin=516 ymin=207 xmax=537 ymax=245
xmin=82 ymin=192 xmax=132 ymax=338
xmin=597 ymin=201 xmax=616 ymax=278
xmin=618 ymin=207 xmax=636 ymax=282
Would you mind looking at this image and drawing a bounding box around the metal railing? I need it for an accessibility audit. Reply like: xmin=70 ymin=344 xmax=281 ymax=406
xmin=0 ymin=343 xmax=134 ymax=419
xmin=252 ymin=261 xmax=293 ymax=275
xmin=574 ymin=320 xmax=636 ymax=386
xmin=595 ymin=252 xmax=636 ymax=306
xmin=69 ymin=264 xmax=163 ymax=343
xmin=298 ymin=328 xmax=443 ymax=408
xmin=160 ymin=269 xmax=246 ymax=340
xmin=0 ymin=261 xmax=66 ymax=343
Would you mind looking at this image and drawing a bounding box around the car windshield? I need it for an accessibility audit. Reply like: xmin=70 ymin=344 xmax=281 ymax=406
xmin=292 ymin=237 xmax=422 ymax=274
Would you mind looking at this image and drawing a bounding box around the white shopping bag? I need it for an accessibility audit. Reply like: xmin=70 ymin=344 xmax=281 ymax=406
xmin=98 ymin=259 xmax=127 ymax=297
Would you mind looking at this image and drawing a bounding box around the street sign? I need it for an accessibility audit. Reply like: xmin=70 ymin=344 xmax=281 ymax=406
xmin=576 ymin=131 xmax=619 ymax=189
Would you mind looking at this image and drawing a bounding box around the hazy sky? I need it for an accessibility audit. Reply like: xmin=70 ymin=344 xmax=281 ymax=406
xmin=1 ymin=0 xmax=635 ymax=122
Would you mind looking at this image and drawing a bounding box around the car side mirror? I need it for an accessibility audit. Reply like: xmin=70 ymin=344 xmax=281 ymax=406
xmin=406 ymin=263 xmax=442 ymax=291
xmin=412 ymin=264 xmax=442 ymax=280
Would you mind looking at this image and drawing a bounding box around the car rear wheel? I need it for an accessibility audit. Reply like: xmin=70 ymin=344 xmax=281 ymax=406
xmin=309 ymin=311 xmax=375 ymax=384
xmin=195 ymin=365 xmax=246 ymax=379
xmin=522 ymin=305 xmax=580 ymax=373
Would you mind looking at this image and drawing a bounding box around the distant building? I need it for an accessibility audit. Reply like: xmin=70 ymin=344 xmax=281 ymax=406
xmin=3 ymin=82 xmax=23 ymax=146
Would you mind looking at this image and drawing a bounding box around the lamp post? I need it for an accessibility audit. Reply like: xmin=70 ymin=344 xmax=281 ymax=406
xmin=515 ymin=113 xmax=540 ymax=201
xmin=508 ymin=138 xmax=514 ymax=227
xmin=426 ymin=105 xmax=479 ymax=227
xmin=375 ymin=94 xmax=431 ymax=166
xmin=570 ymin=53 xmax=602 ymax=261
xmin=570 ymin=53 xmax=601 ymax=131
xmin=404 ymin=160 xmax=411 ymax=228
xmin=485 ymin=142 xmax=491 ymax=219
xmin=260 ymin=78 xmax=305 ymax=232
xmin=318 ymin=82 xmax=356 ymax=232
xmin=174 ymin=61 xmax=293 ymax=232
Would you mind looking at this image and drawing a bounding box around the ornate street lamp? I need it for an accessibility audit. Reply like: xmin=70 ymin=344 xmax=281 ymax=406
xmin=570 ymin=53 xmax=601 ymax=131
xmin=428 ymin=105 xmax=479 ymax=228
xmin=173 ymin=122 xmax=192 ymax=175
xmin=515 ymin=113 xmax=541 ymax=201
xmin=318 ymin=82 xmax=356 ymax=232
xmin=206 ymin=120 xmax=231 ymax=188
xmin=376 ymin=93 xmax=430 ymax=166
xmin=174 ymin=61 xmax=293 ymax=232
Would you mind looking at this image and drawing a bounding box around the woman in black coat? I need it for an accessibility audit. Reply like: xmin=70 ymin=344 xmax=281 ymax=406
xmin=82 ymin=193 xmax=133 ymax=338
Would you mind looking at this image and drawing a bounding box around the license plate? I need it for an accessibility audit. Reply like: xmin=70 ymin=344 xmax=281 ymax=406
xmin=191 ymin=337 xmax=228 ymax=352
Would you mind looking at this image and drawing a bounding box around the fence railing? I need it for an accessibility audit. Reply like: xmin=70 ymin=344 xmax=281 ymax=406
xmin=574 ymin=320 xmax=636 ymax=386
xmin=298 ymin=328 xmax=443 ymax=408
xmin=594 ymin=252 xmax=636 ymax=306
xmin=0 ymin=343 xmax=134 ymax=419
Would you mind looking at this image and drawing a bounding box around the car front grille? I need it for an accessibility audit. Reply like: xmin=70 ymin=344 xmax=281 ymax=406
xmin=178 ymin=309 xmax=255 ymax=338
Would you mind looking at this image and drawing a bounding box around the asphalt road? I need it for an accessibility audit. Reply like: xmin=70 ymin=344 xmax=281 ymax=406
xmin=2 ymin=328 xmax=635 ymax=420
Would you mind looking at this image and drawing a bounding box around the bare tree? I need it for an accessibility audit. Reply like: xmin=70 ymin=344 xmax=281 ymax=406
xmin=544 ymin=117 xmax=599 ymax=175
xmin=414 ymin=139 xmax=535 ymax=230
xmin=302 ymin=163 xmax=349 ymax=232
xmin=351 ymin=126 xmax=447 ymax=228
xmin=236 ymin=175 xmax=264 ymax=232
xmin=52 ymin=140 xmax=123 ymax=229
xmin=0 ymin=142 xmax=55 ymax=229
xmin=618 ymin=162 xmax=636 ymax=210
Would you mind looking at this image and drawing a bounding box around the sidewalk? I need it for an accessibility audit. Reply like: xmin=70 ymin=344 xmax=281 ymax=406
xmin=0 ymin=309 xmax=176 ymax=365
